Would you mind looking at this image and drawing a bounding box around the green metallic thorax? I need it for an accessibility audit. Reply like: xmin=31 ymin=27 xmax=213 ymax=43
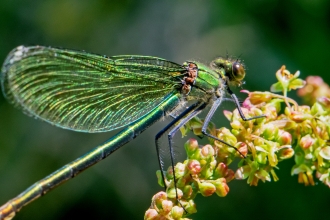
xmin=183 ymin=61 xmax=225 ymax=103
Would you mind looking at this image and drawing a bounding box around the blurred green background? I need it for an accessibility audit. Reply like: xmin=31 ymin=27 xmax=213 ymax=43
xmin=0 ymin=0 xmax=330 ymax=219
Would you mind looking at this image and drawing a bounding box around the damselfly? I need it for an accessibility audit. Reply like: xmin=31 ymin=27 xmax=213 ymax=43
xmin=0 ymin=46 xmax=263 ymax=219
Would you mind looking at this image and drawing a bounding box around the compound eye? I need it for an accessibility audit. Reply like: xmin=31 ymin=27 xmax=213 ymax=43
xmin=232 ymin=61 xmax=245 ymax=83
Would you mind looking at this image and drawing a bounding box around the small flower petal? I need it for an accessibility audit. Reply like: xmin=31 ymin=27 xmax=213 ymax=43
xmin=319 ymin=146 xmax=330 ymax=160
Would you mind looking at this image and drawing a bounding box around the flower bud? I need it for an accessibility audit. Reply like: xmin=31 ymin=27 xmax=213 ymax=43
xmin=278 ymin=147 xmax=294 ymax=160
xmin=166 ymin=166 xmax=174 ymax=179
xmin=184 ymin=199 xmax=197 ymax=214
xmin=184 ymin=139 xmax=199 ymax=157
xmin=174 ymin=162 xmax=186 ymax=179
xmin=277 ymin=130 xmax=292 ymax=145
xmin=182 ymin=185 xmax=193 ymax=199
xmin=299 ymin=134 xmax=315 ymax=149
xmin=187 ymin=160 xmax=201 ymax=175
xmin=225 ymin=169 xmax=235 ymax=182
xmin=161 ymin=200 xmax=173 ymax=214
xmin=171 ymin=206 xmax=184 ymax=219
xmin=200 ymin=144 xmax=214 ymax=158
xmin=235 ymin=167 xmax=244 ymax=180
xmin=198 ymin=181 xmax=216 ymax=197
xmin=213 ymin=178 xmax=229 ymax=197
xmin=213 ymin=162 xmax=228 ymax=178
xmin=152 ymin=191 xmax=167 ymax=209
xmin=236 ymin=142 xmax=248 ymax=157
xmin=201 ymin=159 xmax=217 ymax=179
xmin=144 ymin=209 xmax=158 ymax=220
xmin=176 ymin=174 xmax=189 ymax=188
xmin=166 ymin=187 xmax=183 ymax=199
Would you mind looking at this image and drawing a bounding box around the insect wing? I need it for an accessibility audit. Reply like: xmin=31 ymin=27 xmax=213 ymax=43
xmin=1 ymin=46 xmax=184 ymax=132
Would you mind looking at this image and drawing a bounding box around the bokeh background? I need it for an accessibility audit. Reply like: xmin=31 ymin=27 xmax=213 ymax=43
xmin=0 ymin=0 xmax=330 ymax=219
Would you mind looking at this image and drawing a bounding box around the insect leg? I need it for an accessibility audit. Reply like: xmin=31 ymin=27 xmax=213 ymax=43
xmin=155 ymin=102 xmax=207 ymax=197
xmin=201 ymin=97 xmax=246 ymax=157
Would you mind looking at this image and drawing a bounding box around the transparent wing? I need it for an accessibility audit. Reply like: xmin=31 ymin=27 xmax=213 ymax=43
xmin=1 ymin=46 xmax=185 ymax=132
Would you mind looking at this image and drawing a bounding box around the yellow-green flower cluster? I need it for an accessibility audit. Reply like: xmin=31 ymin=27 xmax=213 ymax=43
xmin=145 ymin=138 xmax=233 ymax=220
xmin=294 ymin=79 xmax=330 ymax=186
xmin=145 ymin=65 xmax=330 ymax=219
xmin=236 ymin=66 xmax=330 ymax=187
xmin=224 ymin=96 xmax=294 ymax=186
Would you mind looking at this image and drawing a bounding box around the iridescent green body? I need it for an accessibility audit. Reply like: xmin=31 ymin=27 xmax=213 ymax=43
xmin=0 ymin=46 xmax=247 ymax=219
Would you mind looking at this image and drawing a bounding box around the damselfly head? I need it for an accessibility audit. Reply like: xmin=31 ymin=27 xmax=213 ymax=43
xmin=211 ymin=57 xmax=246 ymax=86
